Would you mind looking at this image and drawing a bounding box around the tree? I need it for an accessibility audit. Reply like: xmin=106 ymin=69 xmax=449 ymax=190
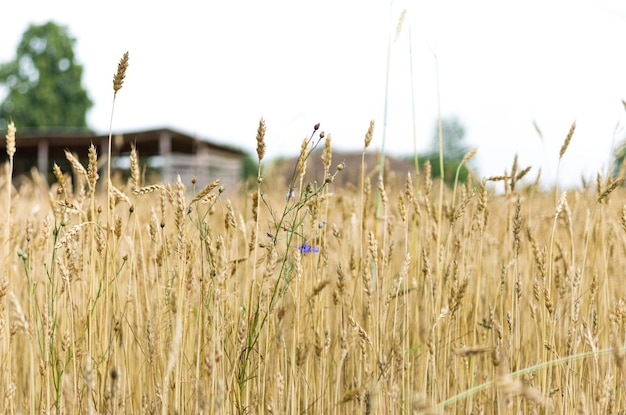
xmin=612 ymin=100 xmax=626 ymax=179
xmin=422 ymin=115 xmax=473 ymax=185
xmin=430 ymin=115 xmax=468 ymax=160
xmin=0 ymin=21 xmax=92 ymax=130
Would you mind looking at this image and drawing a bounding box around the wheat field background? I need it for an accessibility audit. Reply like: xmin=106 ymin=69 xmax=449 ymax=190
xmin=1 ymin=54 xmax=626 ymax=415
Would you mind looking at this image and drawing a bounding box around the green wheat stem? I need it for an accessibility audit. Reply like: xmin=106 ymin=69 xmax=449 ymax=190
xmin=434 ymin=346 xmax=626 ymax=411
xmin=376 ymin=0 xmax=394 ymax=218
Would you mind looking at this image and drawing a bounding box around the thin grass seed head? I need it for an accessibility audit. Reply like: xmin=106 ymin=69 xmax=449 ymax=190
xmin=256 ymin=117 xmax=266 ymax=162
xmin=423 ymin=159 xmax=432 ymax=194
xmin=108 ymin=180 xmax=133 ymax=209
xmin=322 ymin=133 xmax=332 ymax=173
xmin=513 ymin=196 xmax=522 ymax=257
xmin=398 ymin=193 xmax=406 ymax=223
xmin=188 ymin=179 xmax=221 ymax=207
xmin=87 ymin=144 xmax=99 ymax=192
xmin=404 ymin=173 xmax=414 ymax=198
xmin=533 ymin=119 xmax=544 ymax=141
xmin=113 ymin=51 xmax=129 ymax=95
xmin=559 ymin=121 xmax=576 ymax=159
xmin=487 ymin=175 xmax=510 ymax=182
xmin=130 ymin=144 xmax=140 ymax=190
xmin=133 ymin=184 xmax=165 ymax=196
xmin=297 ymin=136 xmax=308 ymax=179
xmin=5 ymin=121 xmax=16 ymax=159
xmin=364 ymin=120 xmax=375 ymax=150
xmin=597 ymin=176 xmax=623 ymax=204
xmin=52 ymin=163 xmax=67 ymax=197
xmin=462 ymin=147 xmax=478 ymax=164
xmin=377 ymin=176 xmax=388 ymax=207
xmin=394 ymin=9 xmax=406 ymax=42
xmin=555 ymin=191 xmax=567 ymax=219
xmin=65 ymin=150 xmax=88 ymax=180
xmin=0 ymin=277 xmax=8 ymax=300
xmin=515 ymin=166 xmax=532 ymax=182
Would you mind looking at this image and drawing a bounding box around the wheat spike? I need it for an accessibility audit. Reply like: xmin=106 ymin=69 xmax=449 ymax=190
xmin=297 ymin=137 xmax=308 ymax=180
xmin=189 ymin=179 xmax=222 ymax=206
xmin=322 ymin=133 xmax=332 ymax=173
xmin=133 ymin=184 xmax=165 ymax=195
xmin=256 ymin=117 xmax=266 ymax=162
xmin=65 ymin=150 xmax=88 ymax=180
xmin=109 ymin=180 xmax=132 ymax=208
xmin=559 ymin=121 xmax=576 ymax=159
xmin=597 ymin=176 xmax=623 ymax=204
xmin=129 ymin=144 xmax=140 ymax=191
xmin=5 ymin=121 xmax=16 ymax=159
xmin=394 ymin=9 xmax=406 ymax=42
xmin=462 ymin=147 xmax=478 ymax=164
xmin=364 ymin=120 xmax=375 ymax=149
xmin=113 ymin=51 xmax=129 ymax=94
xmin=87 ymin=144 xmax=99 ymax=192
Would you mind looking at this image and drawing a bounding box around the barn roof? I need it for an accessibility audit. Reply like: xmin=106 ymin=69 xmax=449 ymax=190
xmin=1 ymin=126 xmax=246 ymax=156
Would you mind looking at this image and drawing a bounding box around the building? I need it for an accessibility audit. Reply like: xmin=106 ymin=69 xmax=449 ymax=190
xmin=0 ymin=127 xmax=247 ymax=191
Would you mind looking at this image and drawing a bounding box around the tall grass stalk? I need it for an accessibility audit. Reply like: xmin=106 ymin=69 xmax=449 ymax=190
xmin=432 ymin=51 xmax=445 ymax=286
xmin=377 ymin=1 xmax=394 ymax=190
xmin=3 ymin=121 xmax=16 ymax=414
xmin=407 ymin=13 xmax=420 ymax=186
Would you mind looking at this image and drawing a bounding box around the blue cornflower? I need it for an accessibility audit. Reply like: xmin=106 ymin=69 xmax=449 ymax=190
xmin=298 ymin=243 xmax=319 ymax=254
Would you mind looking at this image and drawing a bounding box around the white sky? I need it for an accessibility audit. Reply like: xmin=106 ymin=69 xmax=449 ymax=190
xmin=2 ymin=0 xmax=626 ymax=188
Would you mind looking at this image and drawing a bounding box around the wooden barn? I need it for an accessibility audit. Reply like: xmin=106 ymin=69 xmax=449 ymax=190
xmin=0 ymin=127 xmax=246 ymax=191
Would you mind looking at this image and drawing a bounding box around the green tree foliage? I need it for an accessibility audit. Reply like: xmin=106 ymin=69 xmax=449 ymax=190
xmin=431 ymin=115 xmax=468 ymax=160
xmin=422 ymin=115 xmax=473 ymax=185
xmin=613 ymin=141 xmax=626 ymax=179
xmin=0 ymin=21 xmax=92 ymax=130
xmin=241 ymin=151 xmax=259 ymax=181
xmin=612 ymin=102 xmax=626 ymax=178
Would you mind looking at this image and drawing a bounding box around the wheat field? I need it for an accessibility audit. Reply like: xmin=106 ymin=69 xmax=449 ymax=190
xmin=1 ymin=55 xmax=626 ymax=415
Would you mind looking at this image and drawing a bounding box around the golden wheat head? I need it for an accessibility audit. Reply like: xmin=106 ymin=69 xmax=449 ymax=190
xmin=5 ymin=121 xmax=16 ymax=159
xmin=113 ymin=51 xmax=129 ymax=94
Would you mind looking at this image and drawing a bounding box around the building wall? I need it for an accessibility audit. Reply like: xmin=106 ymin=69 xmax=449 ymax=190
xmin=163 ymin=151 xmax=243 ymax=192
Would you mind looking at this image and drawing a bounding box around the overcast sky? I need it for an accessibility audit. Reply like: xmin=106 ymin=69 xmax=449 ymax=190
xmin=2 ymin=1 xmax=626 ymax=188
